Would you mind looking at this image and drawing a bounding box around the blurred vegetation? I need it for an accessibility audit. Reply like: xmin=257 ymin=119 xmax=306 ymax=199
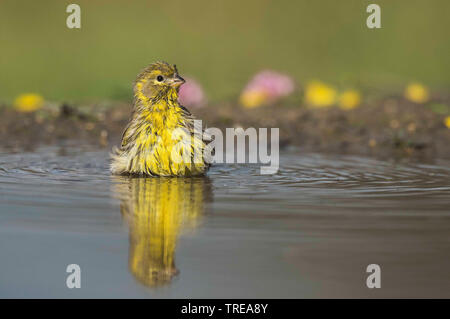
xmin=0 ymin=0 xmax=449 ymax=103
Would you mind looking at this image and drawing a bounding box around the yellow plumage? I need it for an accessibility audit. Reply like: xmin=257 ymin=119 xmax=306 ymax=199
xmin=113 ymin=176 xmax=209 ymax=287
xmin=111 ymin=62 xmax=211 ymax=176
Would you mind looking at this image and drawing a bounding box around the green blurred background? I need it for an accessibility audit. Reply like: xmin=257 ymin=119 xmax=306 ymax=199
xmin=0 ymin=0 xmax=448 ymax=103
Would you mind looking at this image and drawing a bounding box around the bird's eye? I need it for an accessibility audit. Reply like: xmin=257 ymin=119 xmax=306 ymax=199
xmin=156 ymin=75 xmax=164 ymax=82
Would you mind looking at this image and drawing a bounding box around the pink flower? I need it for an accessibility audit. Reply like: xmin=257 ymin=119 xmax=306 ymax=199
xmin=241 ymin=71 xmax=295 ymax=106
xmin=178 ymin=77 xmax=206 ymax=108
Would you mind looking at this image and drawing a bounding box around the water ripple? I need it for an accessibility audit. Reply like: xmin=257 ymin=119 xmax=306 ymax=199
xmin=0 ymin=146 xmax=449 ymax=224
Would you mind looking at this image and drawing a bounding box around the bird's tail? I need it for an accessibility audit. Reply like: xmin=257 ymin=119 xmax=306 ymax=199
xmin=110 ymin=146 xmax=129 ymax=175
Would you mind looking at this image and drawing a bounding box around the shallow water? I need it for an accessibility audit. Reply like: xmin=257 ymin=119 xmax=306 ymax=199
xmin=0 ymin=144 xmax=449 ymax=298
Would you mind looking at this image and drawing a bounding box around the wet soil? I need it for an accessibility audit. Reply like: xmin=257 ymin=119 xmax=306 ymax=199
xmin=1 ymin=96 xmax=449 ymax=160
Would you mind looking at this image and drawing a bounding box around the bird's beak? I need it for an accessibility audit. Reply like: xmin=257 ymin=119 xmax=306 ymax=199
xmin=170 ymin=74 xmax=185 ymax=88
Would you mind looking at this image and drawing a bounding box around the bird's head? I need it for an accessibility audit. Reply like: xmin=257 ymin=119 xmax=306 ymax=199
xmin=134 ymin=61 xmax=185 ymax=102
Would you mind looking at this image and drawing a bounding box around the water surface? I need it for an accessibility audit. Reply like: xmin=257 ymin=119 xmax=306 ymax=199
xmin=0 ymin=145 xmax=449 ymax=298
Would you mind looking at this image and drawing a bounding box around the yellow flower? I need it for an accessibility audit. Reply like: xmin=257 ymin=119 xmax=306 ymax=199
xmin=239 ymin=90 xmax=269 ymax=108
xmin=444 ymin=116 xmax=450 ymax=129
xmin=305 ymin=81 xmax=337 ymax=107
xmin=405 ymin=82 xmax=429 ymax=103
xmin=14 ymin=93 xmax=44 ymax=112
xmin=339 ymin=90 xmax=361 ymax=110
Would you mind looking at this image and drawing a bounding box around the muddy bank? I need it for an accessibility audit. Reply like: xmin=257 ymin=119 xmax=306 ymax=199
xmin=0 ymin=97 xmax=449 ymax=160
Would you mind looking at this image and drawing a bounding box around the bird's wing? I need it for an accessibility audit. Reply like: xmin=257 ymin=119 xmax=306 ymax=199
xmin=178 ymin=104 xmax=213 ymax=143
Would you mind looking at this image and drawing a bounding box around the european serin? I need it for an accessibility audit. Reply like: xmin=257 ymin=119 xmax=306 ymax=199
xmin=111 ymin=62 xmax=211 ymax=176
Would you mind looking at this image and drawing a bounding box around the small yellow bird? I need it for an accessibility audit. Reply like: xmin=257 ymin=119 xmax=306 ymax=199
xmin=111 ymin=62 xmax=211 ymax=176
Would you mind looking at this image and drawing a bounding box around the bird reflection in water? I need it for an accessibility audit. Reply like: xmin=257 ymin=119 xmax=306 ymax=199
xmin=113 ymin=177 xmax=211 ymax=287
